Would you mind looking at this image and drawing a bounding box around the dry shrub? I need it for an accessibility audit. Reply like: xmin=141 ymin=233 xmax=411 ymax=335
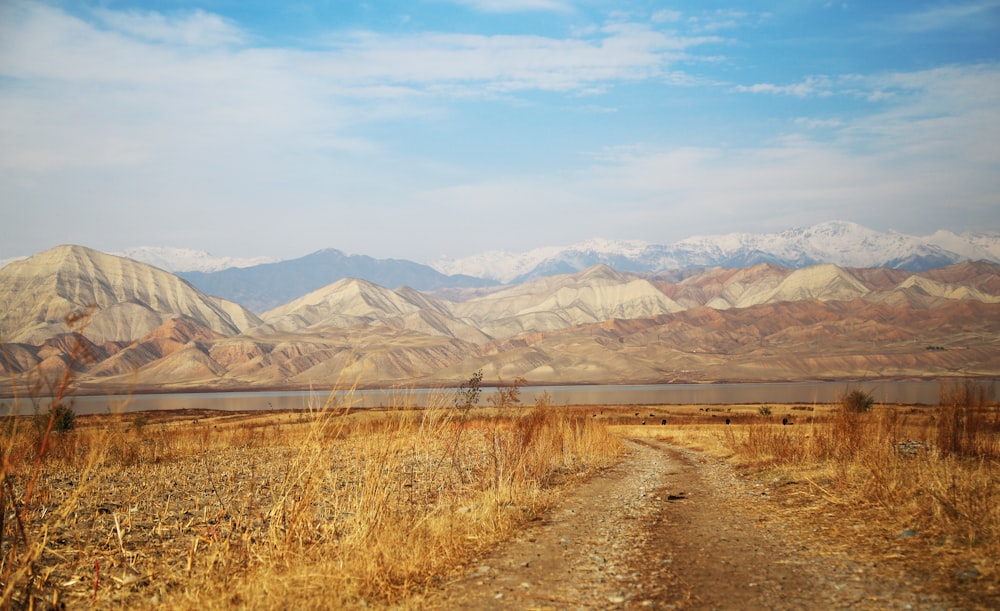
xmin=935 ymin=380 xmax=998 ymax=459
xmin=0 ymin=377 xmax=625 ymax=609
xmin=731 ymin=423 xmax=806 ymax=467
xmin=720 ymin=381 xmax=1000 ymax=579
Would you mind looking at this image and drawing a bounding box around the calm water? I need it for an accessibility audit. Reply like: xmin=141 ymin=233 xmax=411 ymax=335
xmin=3 ymin=380 xmax=983 ymax=415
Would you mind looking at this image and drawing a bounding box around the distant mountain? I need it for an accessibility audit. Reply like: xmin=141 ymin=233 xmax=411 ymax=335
xmin=0 ymin=245 xmax=261 ymax=344
xmin=452 ymin=264 xmax=686 ymax=339
xmin=1 ymin=254 xmax=998 ymax=392
xmin=114 ymin=246 xmax=276 ymax=273
xmin=433 ymin=221 xmax=1000 ymax=283
xmin=178 ymin=248 xmax=492 ymax=314
xmin=258 ymin=277 xmax=491 ymax=344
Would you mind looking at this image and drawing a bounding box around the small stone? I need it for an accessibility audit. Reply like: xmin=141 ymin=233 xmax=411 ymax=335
xmin=607 ymin=594 xmax=626 ymax=603
xmin=899 ymin=529 xmax=917 ymax=539
xmin=955 ymin=568 xmax=980 ymax=580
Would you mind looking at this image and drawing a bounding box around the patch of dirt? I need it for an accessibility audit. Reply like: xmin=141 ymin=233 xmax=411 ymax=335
xmin=428 ymin=439 xmax=988 ymax=610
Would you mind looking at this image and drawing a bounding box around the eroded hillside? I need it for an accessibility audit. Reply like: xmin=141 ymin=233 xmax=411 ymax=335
xmin=1 ymin=245 xmax=998 ymax=393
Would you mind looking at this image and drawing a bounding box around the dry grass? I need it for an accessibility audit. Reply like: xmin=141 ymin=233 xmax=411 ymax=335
xmin=642 ymin=382 xmax=1000 ymax=603
xmin=0 ymin=388 xmax=624 ymax=609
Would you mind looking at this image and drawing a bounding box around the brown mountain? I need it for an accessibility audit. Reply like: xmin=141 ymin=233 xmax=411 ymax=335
xmin=0 ymin=251 xmax=997 ymax=394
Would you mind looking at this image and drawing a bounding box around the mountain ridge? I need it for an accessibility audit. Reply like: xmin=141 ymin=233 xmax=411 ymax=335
xmin=434 ymin=221 xmax=1000 ymax=283
xmin=1 ymin=242 xmax=997 ymax=394
xmin=177 ymin=248 xmax=492 ymax=313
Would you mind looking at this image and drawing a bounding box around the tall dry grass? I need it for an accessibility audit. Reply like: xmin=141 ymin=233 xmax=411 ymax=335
xmin=0 ymin=377 xmax=623 ymax=608
xmin=723 ymin=381 xmax=999 ymax=557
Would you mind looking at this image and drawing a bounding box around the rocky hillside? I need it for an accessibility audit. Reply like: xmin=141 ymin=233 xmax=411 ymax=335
xmin=0 ymin=245 xmax=261 ymax=344
xmin=0 ymin=247 xmax=997 ymax=393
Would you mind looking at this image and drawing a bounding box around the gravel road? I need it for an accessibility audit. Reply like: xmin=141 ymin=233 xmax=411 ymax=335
xmin=427 ymin=439 xmax=966 ymax=610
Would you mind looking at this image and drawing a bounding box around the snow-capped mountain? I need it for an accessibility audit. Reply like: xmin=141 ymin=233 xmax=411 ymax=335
xmin=431 ymin=238 xmax=654 ymax=285
xmin=433 ymin=221 xmax=1000 ymax=283
xmin=113 ymin=247 xmax=276 ymax=273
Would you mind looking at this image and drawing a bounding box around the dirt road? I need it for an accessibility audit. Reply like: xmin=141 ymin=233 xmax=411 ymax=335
xmin=428 ymin=439 xmax=963 ymax=610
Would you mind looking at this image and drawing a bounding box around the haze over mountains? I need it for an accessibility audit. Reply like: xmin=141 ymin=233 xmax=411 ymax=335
xmin=1 ymin=238 xmax=997 ymax=395
xmin=84 ymin=222 xmax=1000 ymax=313
xmin=432 ymin=222 xmax=1000 ymax=283
xmin=4 ymin=222 xmax=992 ymax=315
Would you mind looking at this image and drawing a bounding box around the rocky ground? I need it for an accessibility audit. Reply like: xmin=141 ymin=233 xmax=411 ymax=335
xmin=427 ymin=439 xmax=994 ymax=610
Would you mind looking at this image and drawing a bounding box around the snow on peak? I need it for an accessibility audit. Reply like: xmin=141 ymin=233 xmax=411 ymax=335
xmin=431 ymin=221 xmax=999 ymax=283
xmin=113 ymin=247 xmax=276 ymax=273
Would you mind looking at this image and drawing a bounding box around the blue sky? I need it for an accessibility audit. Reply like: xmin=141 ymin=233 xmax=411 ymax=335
xmin=1 ymin=0 xmax=998 ymax=262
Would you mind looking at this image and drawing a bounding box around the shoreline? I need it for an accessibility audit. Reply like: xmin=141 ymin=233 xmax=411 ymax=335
xmin=2 ymin=373 xmax=991 ymax=400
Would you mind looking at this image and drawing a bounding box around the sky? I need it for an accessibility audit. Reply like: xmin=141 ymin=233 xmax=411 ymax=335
xmin=1 ymin=0 xmax=999 ymax=263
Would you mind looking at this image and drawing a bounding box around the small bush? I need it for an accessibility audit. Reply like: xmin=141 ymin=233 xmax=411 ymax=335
xmin=52 ymin=403 xmax=76 ymax=433
xmin=841 ymin=389 xmax=874 ymax=413
xmin=758 ymin=405 xmax=772 ymax=416
xmin=455 ymin=369 xmax=483 ymax=410
xmin=937 ymin=380 xmax=998 ymax=459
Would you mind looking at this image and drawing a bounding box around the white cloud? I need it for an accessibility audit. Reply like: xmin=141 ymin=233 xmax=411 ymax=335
xmin=652 ymin=10 xmax=683 ymax=24
xmin=445 ymin=64 xmax=1000 ymax=243
xmin=893 ymin=1 xmax=1000 ymax=32
xmin=308 ymin=25 xmax=718 ymax=93
xmin=93 ymin=7 xmax=245 ymax=47
xmin=733 ymin=75 xmax=835 ymax=98
xmin=450 ymin=0 xmax=573 ymax=12
xmin=793 ymin=117 xmax=845 ymax=129
xmin=0 ymin=2 xmax=718 ymax=176
xmin=586 ymin=64 xmax=1000 ymax=236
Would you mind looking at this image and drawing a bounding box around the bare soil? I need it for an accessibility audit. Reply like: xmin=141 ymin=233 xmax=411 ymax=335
xmin=428 ymin=439 xmax=995 ymax=610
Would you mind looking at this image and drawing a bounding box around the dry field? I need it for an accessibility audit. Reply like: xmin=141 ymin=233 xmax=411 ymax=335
xmin=0 ymin=389 xmax=624 ymax=609
xmin=1 ymin=380 xmax=997 ymax=609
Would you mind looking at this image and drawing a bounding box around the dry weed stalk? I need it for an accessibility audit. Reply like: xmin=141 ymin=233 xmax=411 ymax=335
xmin=0 ymin=364 xmax=624 ymax=609
xmin=720 ymin=381 xmax=999 ymax=571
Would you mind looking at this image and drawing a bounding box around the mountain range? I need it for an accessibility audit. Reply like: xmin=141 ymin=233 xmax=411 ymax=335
xmin=5 ymin=222 xmax=994 ymax=315
xmin=1 ymin=242 xmax=997 ymax=395
xmin=432 ymin=222 xmax=1000 ymax=283
xmin=176 ymin=249 xmax=491 ymax=313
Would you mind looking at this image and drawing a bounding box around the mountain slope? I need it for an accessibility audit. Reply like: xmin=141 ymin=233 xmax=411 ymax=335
xmin=453 ymin=264 xmax=686 ymax=339
xmin=0 ymin=245 xmax=261 ymax=344
xmin=258 ymin=277 xmax=491 ymax=344
xmin=178 ymin=248 xmax=491 ymax=314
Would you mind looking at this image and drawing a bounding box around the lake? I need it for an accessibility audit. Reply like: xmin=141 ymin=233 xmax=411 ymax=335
xmin=2 ymin=380 xmax=980 ymax=415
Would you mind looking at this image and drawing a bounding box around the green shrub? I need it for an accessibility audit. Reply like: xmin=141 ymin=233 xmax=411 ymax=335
xmin=50 ymin=402 xmax=76 ymax=432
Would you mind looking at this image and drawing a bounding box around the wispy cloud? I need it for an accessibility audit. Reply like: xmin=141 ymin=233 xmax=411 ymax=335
xmin=480 ymin=64 xmax=1000 ymax=242
xmin=311 ymin=25 xmax=719 ymax=93
xmin=0 ymin=2 xmax=719 ymax=175
xmin=448 ymin=0 xmax=573 ymax=13
xmin=382 ymin=59 xmax=1000 ymax=251
xmin=92 ymin=7 xmax=245 ymax=47
xmin=892 ymin=1 xmax=1000 ymax=32
xmin=733 ymin=76 xmax=834 ymax=98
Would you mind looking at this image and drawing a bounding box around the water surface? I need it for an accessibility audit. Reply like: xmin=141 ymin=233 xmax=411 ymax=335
xmin=2 ymin=380 xmax=974 ymax=415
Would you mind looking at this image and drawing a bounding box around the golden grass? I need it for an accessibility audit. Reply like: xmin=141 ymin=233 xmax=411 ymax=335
xmin=644 ymin=384 xmax=1000 ymax=601
xmin=0 ymin=391 xmax=624 ymax=609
